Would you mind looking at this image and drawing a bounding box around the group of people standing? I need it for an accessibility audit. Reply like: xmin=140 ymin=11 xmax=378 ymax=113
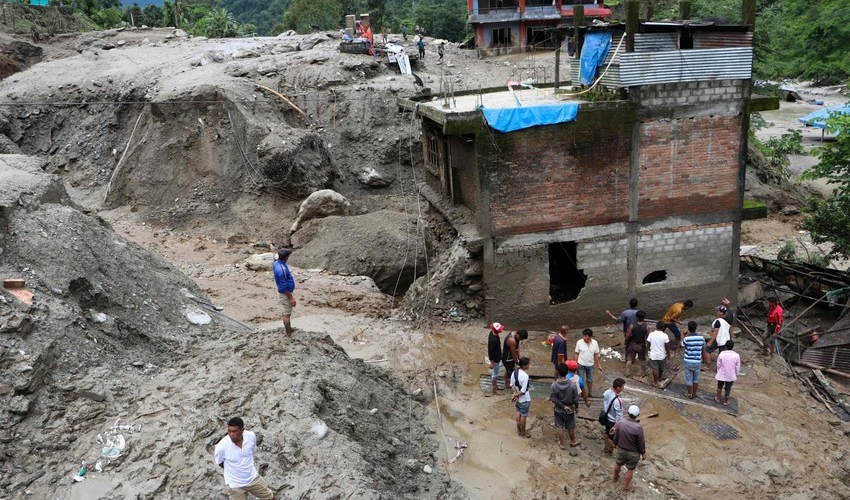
xmin=486 ymin=322 xmax=647 ymax=490
xmin=606 ymin=297 xmax=742 ymax=403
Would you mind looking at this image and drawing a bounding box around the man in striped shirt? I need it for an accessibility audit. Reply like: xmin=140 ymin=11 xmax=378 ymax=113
xmin=680 ymin=321 xmax=707 ymax=399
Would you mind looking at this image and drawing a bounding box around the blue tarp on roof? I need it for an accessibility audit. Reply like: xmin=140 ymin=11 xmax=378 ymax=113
xmin=481 ymin=103 xmax=580 ymax=133
xmin=580 ymin=31 xmax=612 ymax=86
xmin=797 ymin=104 xmax=850 ymax=129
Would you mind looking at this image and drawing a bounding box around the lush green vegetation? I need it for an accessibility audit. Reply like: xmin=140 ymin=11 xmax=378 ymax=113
xmin=800 ymin=114 xmax=850 ymax=261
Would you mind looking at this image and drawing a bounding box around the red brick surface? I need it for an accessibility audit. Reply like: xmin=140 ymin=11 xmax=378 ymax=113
xmin=638 ymin=116 xmax=741 ymax=219
xmin=485 ymin=121 xmax=631 ymax=236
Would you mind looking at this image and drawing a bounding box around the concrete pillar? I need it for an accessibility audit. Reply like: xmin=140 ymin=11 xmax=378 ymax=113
xmin=679 ymin=0 xmax=691 ymax=20
xmin=573 ymin=5 xmax=584 ymax=60
xmin=743 ymin=0 xmax=756 ymax=31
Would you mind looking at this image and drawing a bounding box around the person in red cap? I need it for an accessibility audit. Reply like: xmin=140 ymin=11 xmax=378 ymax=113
xmin=487 ymin=322 xmax=504 ymax=394
xmin=565 ymin=360 xmax=590 ymax=408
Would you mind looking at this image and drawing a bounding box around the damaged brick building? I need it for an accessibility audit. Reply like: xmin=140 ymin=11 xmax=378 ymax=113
xmin=402 ymin=1 xmax=778 ymax=329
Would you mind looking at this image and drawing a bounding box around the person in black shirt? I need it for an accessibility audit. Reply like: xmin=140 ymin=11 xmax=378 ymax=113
xmin=624 ymin=310 xmax=648 ymax=378
xmin=487 ymin=322 xmax=504 ymax=394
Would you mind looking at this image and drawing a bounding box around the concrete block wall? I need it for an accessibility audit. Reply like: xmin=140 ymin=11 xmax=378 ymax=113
xmin=637 ymin=79 xmax=748 ymax=107
xmin=636 ymin=222 xmax=734 ymax=288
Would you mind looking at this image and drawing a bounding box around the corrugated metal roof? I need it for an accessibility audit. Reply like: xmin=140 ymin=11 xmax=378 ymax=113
xmin=694 ymin=31 xmax=753 ymax=49
xmin=801 ymin=345 xmax=850 ymax=374
xmin=618 ymin=47 xmax=752 ymax=87
xmin=635 ymin=32 xmax=678 ymax=52
xmin=808 ymin=309 xmax=850 ymax=349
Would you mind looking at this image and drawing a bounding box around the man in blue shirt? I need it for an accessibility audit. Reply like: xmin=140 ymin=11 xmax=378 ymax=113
xmin=273 ymin=247 xmax=296 ymax=335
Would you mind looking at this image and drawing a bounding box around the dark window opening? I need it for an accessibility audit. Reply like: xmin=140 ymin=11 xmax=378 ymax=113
xmin=526 ymin=27 xmax=555 ymax=49
xmin=549 ymin=242 xmax=587 ymax=304
xmin=642 ymin=270 xmax=668 ymax=284
xmin=492 ymin=28 xmax=512 ymax=47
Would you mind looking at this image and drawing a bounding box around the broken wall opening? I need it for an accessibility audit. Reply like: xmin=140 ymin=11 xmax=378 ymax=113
xmin=643 ymin=269 xmax=668 ymax=284
xmin=548 ymin=242 xmax=587 ymax=304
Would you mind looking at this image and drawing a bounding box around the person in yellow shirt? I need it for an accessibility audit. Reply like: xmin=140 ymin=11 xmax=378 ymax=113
xmin=659 ymin=299 xmax=693 ymax=353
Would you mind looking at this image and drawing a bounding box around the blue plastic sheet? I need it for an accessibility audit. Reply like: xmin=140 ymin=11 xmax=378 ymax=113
xmin=797 ymin=104 xmax=850 ymax=129
xmin=481 ymin=103 xmax=580 ymax=133
xmin=580 ymin=31 xmax=612 ymax=86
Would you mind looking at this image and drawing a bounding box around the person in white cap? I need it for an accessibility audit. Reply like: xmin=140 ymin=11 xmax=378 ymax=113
xmin=487 ymin=322 xmax=504 ymax=394
xmin=612 ymin=405 xmax=647 ymax=491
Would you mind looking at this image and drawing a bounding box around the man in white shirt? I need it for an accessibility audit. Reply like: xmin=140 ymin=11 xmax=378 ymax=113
xmin=706 ymin=305 xmax=732 ymax=364
xmin=646 ymin=322 xmax=669 ymax=387
xmin=214 ymin=417 xmax=275 ymax=500
xmin=510 ymin=357 xmax=532 ymax=437
xmin=574 ymin=328 xmax=603 ymax=397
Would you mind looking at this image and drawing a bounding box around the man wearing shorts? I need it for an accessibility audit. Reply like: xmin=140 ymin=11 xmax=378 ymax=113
xmin=487 ymin=322 xmax=503 ymax=394
xmin=601 ymin=378 xmax=625 ymax=454
xmin=214 ymin=417 xmax=276 ymax=500
xmin=547 ymin=363 xmax=581 ymax=449
xmin=646 ymin=321 xmax=669 ymax=387
xmin=509 ymin=357 xmax=532 ymax=437
xmin=574 ymin=329 xmax=603 ymax=397
xmin=624 ymin=310 xmax=648 ymax=378
xmin=550 ymin=325 xmax=569 ymax=377
xmin=681 ymin=320 xmax=707 ymax=399
xmin=273 ymin=247 xmax=296 ymax=336
xmin=613 ymin=405 xmax=647 ymax=492
xmin=502 ymin=329 xmax=528 ymax=390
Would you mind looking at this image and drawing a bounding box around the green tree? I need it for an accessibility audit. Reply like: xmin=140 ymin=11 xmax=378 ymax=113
xmin=123 ymin=3 xmax=143 ymax=26
xmin=199 ymin=7 xmax=239 ymax=37
xmin=800 ymin=113 xmax=850 ymax=260
xmin=142 ymin=4 xmax=164 ymax=27
xmin=282 ymin=0 xmax=343 ymax=33
xmin=91 ymin=6 xmax=123 ymax=28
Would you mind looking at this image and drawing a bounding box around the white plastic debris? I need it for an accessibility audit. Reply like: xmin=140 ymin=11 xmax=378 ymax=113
xmin=310 ymin=420 xmax=328 ymax=439
xmin=422 ymin=465 xmax=433 ymax=474
xmin=185 ymin=307 xmax=212 ymax=325
xmin=600 ymin=347 xmax=623 ymax=361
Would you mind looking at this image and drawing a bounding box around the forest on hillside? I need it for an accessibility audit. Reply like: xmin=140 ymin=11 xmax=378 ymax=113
xmin=1 ymin=0 xmax=849 ymax=84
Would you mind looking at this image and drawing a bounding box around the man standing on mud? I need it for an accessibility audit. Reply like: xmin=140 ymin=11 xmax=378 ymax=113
xmin=646 ymin=321 xmax=669 ymax=387
xmin=487 ymin=322 xmax=504 ymax=394
xmin=605 ymin=298 xmax=639 ymax=338
xmin=767 ymin=296 xmax=784 ymax=355
xmin=612 ymin=405 xmax=646 ymax=491
xmin=273 ymin=247 xmax=296 ymax=335
xmin=214 ymin=417 xmax=275 ymax=500
xmin=574 ymin=328 xmax=603 ymax=397
xmin=601 ymin=378 xmax=625 ymax=455
xmin=502 ymin=329 xmax=528 ymax=390
xmin=551 ymin=325 xmax=569 ymax=377
xmin=624 ymin=310 xmax=648 ymax=378
xmin=546 ymin=363 xmax=581 ymax=449
xmin=510 ymin=357 xmax=532 ymax=437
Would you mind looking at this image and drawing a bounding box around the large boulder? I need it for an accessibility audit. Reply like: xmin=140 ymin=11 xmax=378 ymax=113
xmin=290 ymin=189 xmax=351 ymax=234
xmin=290 ymin=210 xmax=429 ymax=294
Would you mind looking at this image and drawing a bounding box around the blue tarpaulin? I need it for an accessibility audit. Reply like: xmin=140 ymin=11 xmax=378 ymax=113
xmin=481 ymin=103 xmax=580 ymax=133
xmin=580 ymin=31 xmax=612 ymax=86
xmin=797 ymin=104 xmax=850 ymax=129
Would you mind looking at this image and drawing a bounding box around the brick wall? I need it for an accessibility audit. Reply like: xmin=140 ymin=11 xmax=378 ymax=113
xmin=483 ymin=110 xmax=632 ymax=236
xmin=638 ymin=115 xmax=741 ymax=219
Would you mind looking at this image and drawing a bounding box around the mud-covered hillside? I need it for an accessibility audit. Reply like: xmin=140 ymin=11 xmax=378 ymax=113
xmin=0 ymin=157 xmax=464 ymax=498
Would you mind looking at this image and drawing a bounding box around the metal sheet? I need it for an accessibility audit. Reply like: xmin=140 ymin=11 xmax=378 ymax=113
xmin=635 ymin=32 xmax=678 ymax=52
xmin=801 ymin=346 xmax=850 ymax=374
xmin=694 ymin=31 xmax=753 ymax=49
xmin=618 ymin=47 xmax=752 ymax=87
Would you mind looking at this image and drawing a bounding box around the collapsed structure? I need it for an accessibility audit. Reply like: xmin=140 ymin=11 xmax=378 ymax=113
xmin=403 ymin=0 xmax=778 ymax=329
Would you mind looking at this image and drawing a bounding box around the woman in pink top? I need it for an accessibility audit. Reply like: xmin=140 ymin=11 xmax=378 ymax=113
xmin=715 ymin=340 xmax=741 ymax=406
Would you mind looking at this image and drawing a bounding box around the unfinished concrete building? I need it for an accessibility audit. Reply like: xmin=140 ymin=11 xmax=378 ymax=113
xmin=402 ymin=1 xmax=778 ymax=329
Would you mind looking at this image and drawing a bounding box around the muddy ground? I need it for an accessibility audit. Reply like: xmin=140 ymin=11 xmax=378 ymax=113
xmin=1 ymin=28 xmax=850 ymax=500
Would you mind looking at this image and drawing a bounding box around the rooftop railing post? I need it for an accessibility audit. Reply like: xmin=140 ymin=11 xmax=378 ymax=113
xmin=626 ymin=1 xmax=638 ymax=53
